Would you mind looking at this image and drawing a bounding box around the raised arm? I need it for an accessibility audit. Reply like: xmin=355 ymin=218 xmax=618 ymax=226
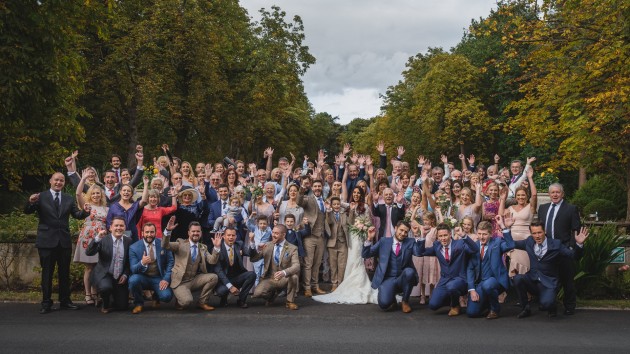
xmin=264 ymin=147 xmax=274 ymax=180
xmin=76 ymin=169 xmax=89 ymax=208
xmin=341 ymin=162 xmax=349 ymax=203
xmin=472 ymin=182 xmax=483 ymax=213
xmin=527 ymin=167 xmax=538 ymax=212
xmin=139 ymin=175 xmax=150 ymax=207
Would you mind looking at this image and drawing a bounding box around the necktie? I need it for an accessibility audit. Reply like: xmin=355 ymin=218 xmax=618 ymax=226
xmin=480 ymin=244 xmax=485 ymax=260
xmin=148 ymin=243 xmax=155 ymax=262
xmin=222 ymin=201 xmax=227 ymax=212
xmin=229 ymin=246 xmax=234 ymax=266
xmin=546 ymin=204 xmax=556 ymax=239
xmin=335 ymin=212 xmax=340 ymax=222
xmin=444 ymin=246 xmax=450 ymax=263
xmin=113 ymin=239 xmax=122 ymax=279
xmin=385 ymin=205 xmax=392 ymax=238
xmin=395 ymin=242 xmax=401 ymax=256
xmin=191 ymin=244 xmax=198 ymax=262
xmin=536 ymin=244 xmax=544 ymax=260
xmin=109 ymin=188 xmax=115 ymax=199
xmin=54 ymin=192 xmax=60 ymax=213
xmin=318 ymin=198 xmax=324 ymax=213
xmin=274 ymin=244 xmax=281 ymax=265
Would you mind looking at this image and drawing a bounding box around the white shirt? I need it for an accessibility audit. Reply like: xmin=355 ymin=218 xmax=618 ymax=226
xmin=535 ymin=239 xmax=548 ymax=259
xmin=442 ymin=241 xmax=453 ymax=259
xmin=49 ymin=189 xmax=61 ymax=205
xmin=391 ymin=239 xmax=402 ymax=254
xmin=545 ymin=199 xmax=564 ymax=239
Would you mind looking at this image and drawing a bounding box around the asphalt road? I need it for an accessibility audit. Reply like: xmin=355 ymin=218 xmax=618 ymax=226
xmin=1 ymin=296 xmax=629 ymax=353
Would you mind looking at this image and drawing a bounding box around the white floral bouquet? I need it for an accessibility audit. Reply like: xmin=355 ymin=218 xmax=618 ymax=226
xmin=443 ymin=216 xmax=459 ymax=230
xmin=349 ymin=214 xmax=372 ymax=241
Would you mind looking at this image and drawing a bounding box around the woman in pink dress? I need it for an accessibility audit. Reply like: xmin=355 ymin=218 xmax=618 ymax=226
xmin=482 ymin=182 xmax=502 ymax=237
xmin=416 ymin=212 xmax=438 ymax=305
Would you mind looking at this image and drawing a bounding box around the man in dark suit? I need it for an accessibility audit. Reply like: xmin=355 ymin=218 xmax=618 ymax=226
xmin=213 ymin=227 xmax=256 ymax=308
xmin=418 ymin=223 xmax=479 ymax=316
xmin=466 ymin=218 xmax=515 ymax=319
xmin=208 ymin=184 xmax=243 ymax=234
xmin=24 ymin=172 xmax=89 ymax=314
xmin=362 ymin=221 xmax=424 ymax=313
xmin=86 ymin=217 xmax=132 ymax=313
xmin=513 ymin=220 xmax=588 ymax=318
xmin=537 ymin=183 xmax=581 ymax=315
xmin=372 ymin=188 xmax=405 ymax=240
xmin=128 ymin=222 xmax=174 ymax=314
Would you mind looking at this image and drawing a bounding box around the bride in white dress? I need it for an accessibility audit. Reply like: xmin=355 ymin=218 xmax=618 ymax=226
xmin=313 ymin=192 xmax=378 ymax=304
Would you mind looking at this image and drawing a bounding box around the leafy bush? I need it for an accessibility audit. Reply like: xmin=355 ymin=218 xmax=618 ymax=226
xmin=575 ymin=223 xmax=627 ymax=298
xmin=32 ymin=262 xmax=86 ymax=292
xmin=584 ymin=199 xmax=619 ymax=221
xmin=571 ymin=175 xmax=626 ymax=220
xmin=0 ymin=211 xmax=38 ymax=242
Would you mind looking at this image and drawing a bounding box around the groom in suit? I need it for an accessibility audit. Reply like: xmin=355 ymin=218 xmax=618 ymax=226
xmin=362 ymin=220 xmax=423 ymax=313
xmin=213 ymin=227 xmax=256 ymax=308
xmin=537 ymin=183 xmax=581 ymax=315
xmin=513 ymin=221 xmax=588 ymax=318
xmin=25 ymin=172 xmax=89 ymax=314
xmin=128 ymin=222 xmax=174 ymax=314
xmin=466 ymin=218 xmax=514 ymax=319
xmin=86 ymin=217 xmax=132 ymax=313
xmin=418 ymin=223 xmax=479 ymax=316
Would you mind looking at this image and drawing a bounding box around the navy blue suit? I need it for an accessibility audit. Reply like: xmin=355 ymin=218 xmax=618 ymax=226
xmin=466 ymin=231 xmax=514 ymax=316
xmin=285 ymin=224 xmax=310 ymax=258
xmin=362 ymin=237 xmax=423 ymax=309
xmin=128 ymin=239 xmax=174 ymax=306
xmin=213 ymin=241 xmax=256 ymax=304
xmin=513 ymin=236 xmax=582 ymax=312
xmin=418 ymin=236 xmax=479 ymax=310
xmin=208 ymin=199 xmax=244 ymax=232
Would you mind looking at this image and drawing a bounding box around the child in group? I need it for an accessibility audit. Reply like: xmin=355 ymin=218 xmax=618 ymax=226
xmin=213 ymin=196 xmax=243 ymax=232
xmin=325 ymin=197 xmax=349 ymax=292
xmin=247 ymin=215 xmax=272 ymax=285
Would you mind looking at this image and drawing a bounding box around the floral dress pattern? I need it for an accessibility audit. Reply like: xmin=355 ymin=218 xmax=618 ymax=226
xmin=73 ymin=205 xmax=108 ymax=263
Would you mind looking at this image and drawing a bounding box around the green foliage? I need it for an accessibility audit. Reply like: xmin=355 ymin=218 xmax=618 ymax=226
xmin=571 ymin=175 xmax=627 ymax=220
xmin=0 ymin=211 xmax=38 ymax=242
xmin=574 ymin=224 xmax=626 ymax=297
xmin=584 ymin=199 xmax=619 ymax=222
xmin=32 ymin=263 xmax=85 ymax=292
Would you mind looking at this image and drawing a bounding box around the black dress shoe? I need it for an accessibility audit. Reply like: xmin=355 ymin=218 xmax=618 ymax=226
xmin=237 ymin=300 xmax=248 ymax=309
xmin=40 ymin=307 xmax=52 ymax=314
xmin=60 ymin=302 xmax=80 ymax=310
xmin=517 ymin=308 xmax=531 ymax=319
xmin=564 ymin=309 xmax=575 ymax=315
xmin=218 ymin=296 xmax=228 ymax=307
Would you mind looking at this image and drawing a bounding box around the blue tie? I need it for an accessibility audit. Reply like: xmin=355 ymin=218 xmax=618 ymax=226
xmin=546 ymin=204 xmax=556 ymax=239
xmin=318 ymin=198 xmax=324 ymax=213
xmin=274 ymin=244 xmax=281 ymax=265
xmin=191 ymin=244 xmax=198 ymax=262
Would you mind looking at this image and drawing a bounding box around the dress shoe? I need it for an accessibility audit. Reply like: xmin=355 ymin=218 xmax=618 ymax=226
xmin=448 ymin=306 xmax=461 ymax=317
xmin=152 ymin=300 xmax=161 ymax=308
xmin=60 ymin=302 xmax=80 ymax=310
xmin=331 ymin=285 xmax=338 ymax=292
xmin=197 ymin=303 xmax=215 ymax=311
xmin=385 ymin=302 xmax=397 ymax=312
xmin=486 ymin=311 xmax=499 ymax=319
xmin=100 ymin=307 xmax=112 ymax=314
xmin=401 ymin=301 xmax=412 ymax=313
xmin=517 ymin=308 xmax=531 ymax=319
xmin=286 ymin=301 xmax=299 ymax=310
xmin=265 ymin=300 xmax=273 ymax=306
xmin=175 ymin=302 xmax=185 ymax=310
xmin=237 ymin=300 xmax=248 ymax=309
xmin=564 ymin=309 xmax=575 ymax=316
xmin=132 ymin=305 xmax=143 ymax=314
xmin=313 ymin=288 xmax=327 ymax=295
xmin=218 ymin=296 xmax=228 ymax=307
xmin=303 ymin=289 xmax=313 ymax=298
xmin=40 ymin=307 xmax=52 ymax=314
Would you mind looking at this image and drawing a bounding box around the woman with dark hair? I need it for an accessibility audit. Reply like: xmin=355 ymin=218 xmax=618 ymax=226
xmin=313 ymin=186 xmax=378 ymax=304
xmin=106 ymin=176 xmax=149 ymax=242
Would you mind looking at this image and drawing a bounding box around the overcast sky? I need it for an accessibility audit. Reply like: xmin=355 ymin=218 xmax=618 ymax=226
xmin=240 ymin=0 xmax=498 ymax=125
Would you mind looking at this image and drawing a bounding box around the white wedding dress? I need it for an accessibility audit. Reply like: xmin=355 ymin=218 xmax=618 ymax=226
xmin=313 ymin=228 xmax=378 ymax=304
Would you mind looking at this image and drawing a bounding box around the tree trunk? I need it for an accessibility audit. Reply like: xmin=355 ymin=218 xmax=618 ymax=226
xmin=626 ymin=160 xmax=630 ymax=222
xmin=125 ymin=90 xmax=139 ymax=170
xmin=578 ymin=167 xmax=586 ymax=188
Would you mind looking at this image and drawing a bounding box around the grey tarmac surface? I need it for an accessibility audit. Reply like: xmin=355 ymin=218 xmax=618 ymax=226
xmin=1 ymin=296 xmax=629 ymax=353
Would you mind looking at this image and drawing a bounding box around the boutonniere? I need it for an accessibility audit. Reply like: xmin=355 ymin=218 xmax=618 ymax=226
xmin=160 ymin=250 xmax=164 ymax=255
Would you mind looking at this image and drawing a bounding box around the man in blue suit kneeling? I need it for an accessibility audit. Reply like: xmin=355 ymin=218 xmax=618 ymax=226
xmin=362 ymin=220 xmax=424 ymax=313
xmin=129 ymin=222 xmax=174 ymax=314
xmin=466 ymin=216 xmax=515 ymax=319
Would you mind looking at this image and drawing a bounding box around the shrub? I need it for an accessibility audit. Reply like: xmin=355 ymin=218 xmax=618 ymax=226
xmin=584 ymin=199 xmax=619 ymax=221
xmin=571 ymin=175 xmax=626 ymax=220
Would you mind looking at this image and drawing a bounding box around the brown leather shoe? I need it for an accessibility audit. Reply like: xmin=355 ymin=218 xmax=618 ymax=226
xmin=448 ymin=306 xmax=461 ymax=317
xmin=304 ymin=289 xmax=313 ymax=298
xmin=331 ymin=285 xmax=338 ymax=292
xmin=197 ymin=303 xmax=215 ymax=311
xmin=313 ymin=288 xmax=327 ymax=295
xmin=401 ymin=301 xmax=412 ymax=313
xmin=132 ymin=305 xmax=143 ymax=314
xmin=153 ymin=300 xmax=160 ymax=308
xmin=286 ymin=301 xmax=299 ymax=310
xmin=486 ymin=311 xmax=499 ymax=319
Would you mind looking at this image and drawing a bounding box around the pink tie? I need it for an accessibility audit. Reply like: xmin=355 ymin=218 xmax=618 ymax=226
xmin=385 ymin=205 xmax=392 ymax=238
xmin=395 ymin=242 xmax=401 ymax=256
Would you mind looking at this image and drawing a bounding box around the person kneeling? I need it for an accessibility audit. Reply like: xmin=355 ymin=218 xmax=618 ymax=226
xmin=250 ymin=224 xmax=301 ymax=310
xmin=128 ymin=223 xmax=174 ymax=314
xmin=466 ymin=217 xmax=514 ymax=319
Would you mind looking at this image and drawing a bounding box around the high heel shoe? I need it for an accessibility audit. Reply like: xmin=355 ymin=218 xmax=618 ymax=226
xmin=92 ymin=293 xmax=101 ymax=307
xmin=85 ymin=294 xmax=95 ymax=306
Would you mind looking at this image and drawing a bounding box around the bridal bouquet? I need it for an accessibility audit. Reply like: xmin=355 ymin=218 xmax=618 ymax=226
xmin=349 ymin=214 xmax=372 ymax=241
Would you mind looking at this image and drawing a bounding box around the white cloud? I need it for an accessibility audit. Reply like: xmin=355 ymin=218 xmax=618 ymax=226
xmin=240 ymin=0 xmax=498 ymax=124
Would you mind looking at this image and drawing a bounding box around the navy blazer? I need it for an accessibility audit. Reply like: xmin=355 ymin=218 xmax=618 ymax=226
xmin=213 ymin=241 xmax=254 ymax=287
xmin=362 ymin=237 xmax=423 ymax=289
xmin=208 ymin=199 xmax=243 ymax=229
xmin=285 ymin=225 xmax=310 ymax=258
xmin=419 ymin=236 xmax=479 ymax=287
xmin=514 ymin=237 xmax=582 ymax=289
xmin=24 ymin=191 xmax=89 ymax=249
xmin=129 ymin=239 xmax=174 ymax=283
xmin=466 ymin=231 xmax=515 ymax=291
xmin=537 ymin=200 xmax=580 ymax=247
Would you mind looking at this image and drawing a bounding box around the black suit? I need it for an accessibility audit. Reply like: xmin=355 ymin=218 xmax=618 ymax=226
xmin=86 ymin=235 xmax=132 ymax=310
xmin=538 ymin=200 xmax=581 ymax=311
xmin=24 ymin=190 xmax=88 ymax=308
xmin=213 ymin=241 xmax=256 ymax=304
xmin=372 ymin=203 xmax=405 ymax=240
